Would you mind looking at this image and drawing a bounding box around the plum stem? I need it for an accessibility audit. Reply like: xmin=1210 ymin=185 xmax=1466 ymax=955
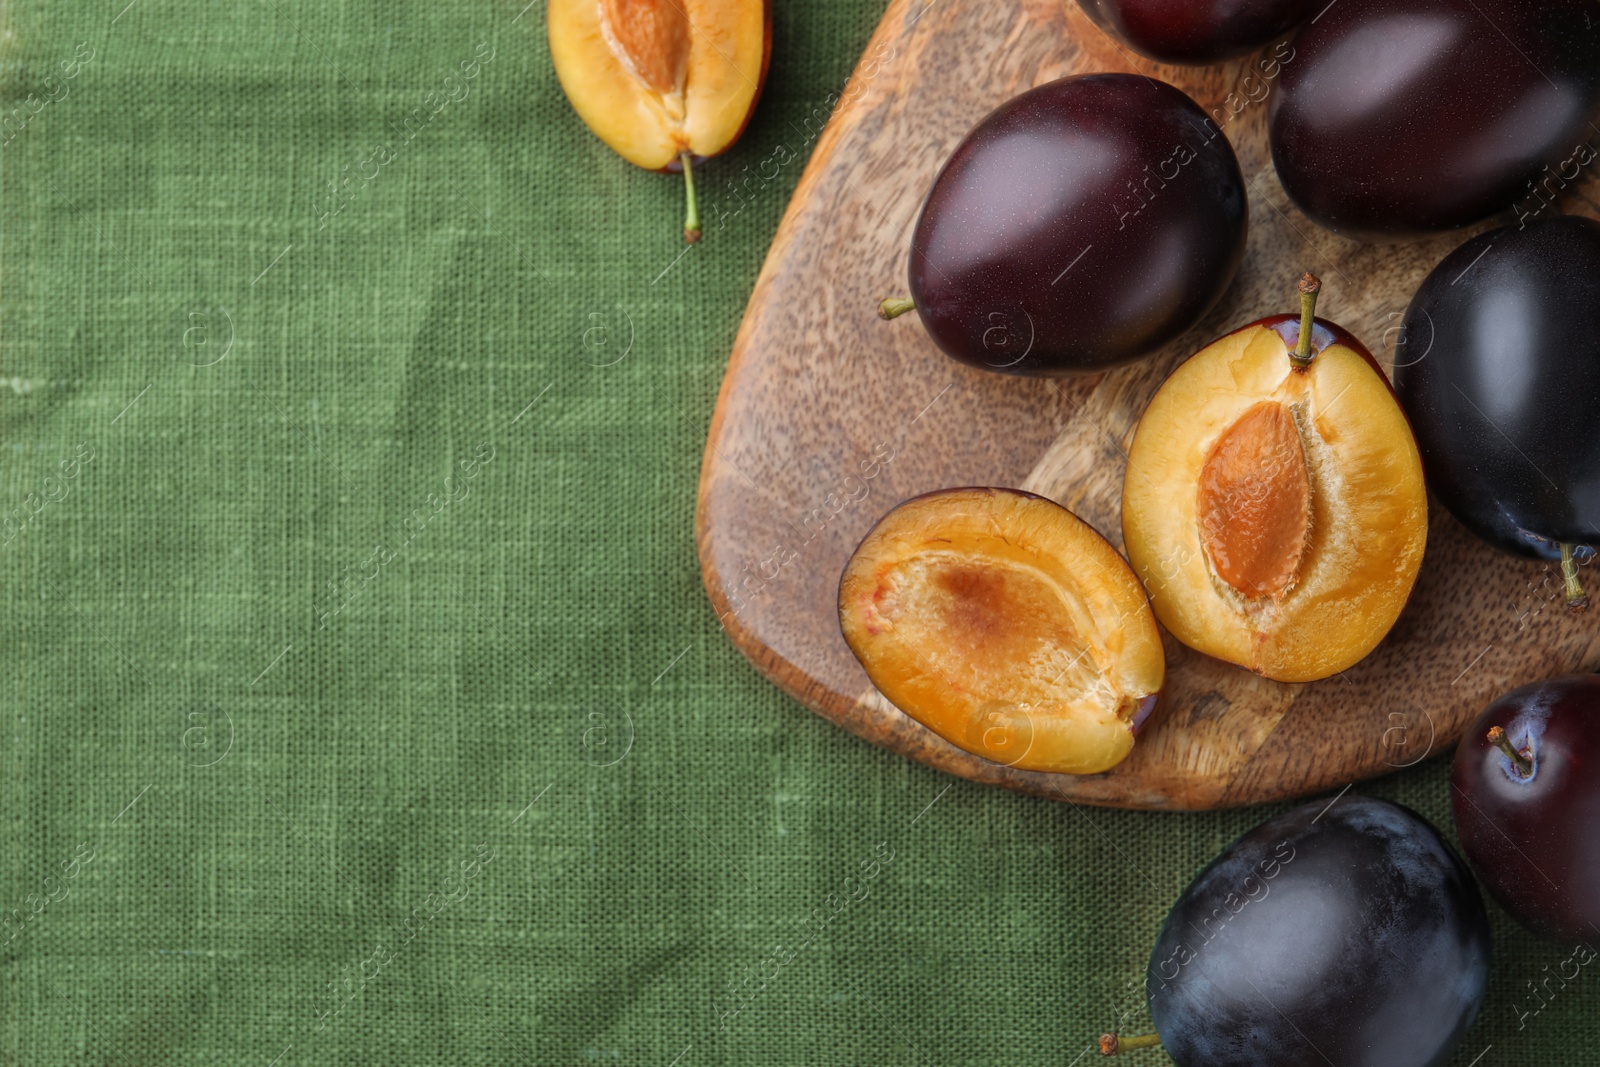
xmin=878 ymin=297 xmax=916 ymax=320
xmin=681 ymin=152 xmax=702 ymax=244
xmin=1560 ymin=544 xmax=1589 ymax=612
xmin=1488 ymin=725 xmax=1534 ymax=777
xmin=1099 ymin=1033 xmax=1162 ymax=1056
xmin=1291 ymin=273 xmax=1321 ymax=370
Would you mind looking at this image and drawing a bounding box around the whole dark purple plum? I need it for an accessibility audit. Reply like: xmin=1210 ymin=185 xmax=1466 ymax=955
xmin=890 ymin=74 xmax=1247 ymax=376
xmin=1453 ymin=674 xmax=1600 ymax=945
xmin=1142 ymin=795 xmax=1490 ymax=1067
xmin=1394 ymin=216 xmax=1600 ymax=607
xmin=1076 ymin=0 xmax=1317 ymax=64
xmin=1269 ymin=0 xmax=1600 ymax=237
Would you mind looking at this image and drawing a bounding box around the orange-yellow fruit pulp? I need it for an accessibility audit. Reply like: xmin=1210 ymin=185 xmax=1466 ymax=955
xmin=1122 ymin=320 xmax=1427 ymax=683
xmin=548 ymin=0 xmax=770 ymax=170
xmin=840 ymin=488 xmax=1164 ymax=775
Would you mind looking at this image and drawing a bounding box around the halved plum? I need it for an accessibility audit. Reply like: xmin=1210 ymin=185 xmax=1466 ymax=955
xmin=839 ymin=488 xmax=1164 ymax=775
xmin=548 ymin=0 xmax=771 ymax=240
xmin=1121 ymin=277 xmax=1427 ymax=683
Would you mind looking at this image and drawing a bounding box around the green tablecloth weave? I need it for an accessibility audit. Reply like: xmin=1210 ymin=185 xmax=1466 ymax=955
xmin=1 ymin=2 xmax=1593 ymax=1063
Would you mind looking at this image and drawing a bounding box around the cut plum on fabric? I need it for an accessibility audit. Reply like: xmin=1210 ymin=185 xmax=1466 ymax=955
xmin=548 ymin=0 xmax=771 ymax=240
xmin=1122 ymin=279 xmax=1427 ymax=683
xmin=839 ymin=488 xmax=1164 ymax=775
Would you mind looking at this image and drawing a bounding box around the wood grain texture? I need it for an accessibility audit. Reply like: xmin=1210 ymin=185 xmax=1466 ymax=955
xmin=696 ymin=0 xmax=1600 ymax=809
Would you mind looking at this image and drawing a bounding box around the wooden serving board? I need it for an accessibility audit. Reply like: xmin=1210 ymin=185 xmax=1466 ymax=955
xmin=696 ymin=0 xmax=1600 ymax=809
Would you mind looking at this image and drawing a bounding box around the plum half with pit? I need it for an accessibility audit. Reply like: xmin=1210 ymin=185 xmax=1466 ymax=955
xmin=1121 ymin=275 xmax=1428 ymax=682
xmin=881 ymin=74 xmax=1247 ymax=375
xmin=548 ymin=0 xmax=771 ymax=241
xmin=838 ymin=488 xmax=1163 ymax=775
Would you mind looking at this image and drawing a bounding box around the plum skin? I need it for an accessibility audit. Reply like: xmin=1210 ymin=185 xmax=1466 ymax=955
xmin=1076 ymin=0 xmax=1318 ymax=64
xmin=1268 ymin=0 xmax=1600 ymax=237
xmin=1147 ymin=795 xmax=1490 ymax=1067
xmin=1394 ymin=216 xmax=1600 ymax=561
xmin=908 ymin=74 xmax=1247 ymax=376
xmin=1451 ymin=674 xmax=1600 ymax=945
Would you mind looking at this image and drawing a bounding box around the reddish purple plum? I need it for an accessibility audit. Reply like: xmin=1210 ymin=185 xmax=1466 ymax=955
xmin=1269 ymin=0 xmax=1600 ymax=237
xmin=887 ymin=74 xmax=1247 ymax=376
xmin=1076 ymin=0 xmax=1317 ymax=64
xmin=1452 ymin=674 xmax=1600 ymax=945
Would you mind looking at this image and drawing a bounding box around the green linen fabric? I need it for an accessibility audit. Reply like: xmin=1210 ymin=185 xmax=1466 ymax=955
xmin=0 ymin=1 xmax=1592 ymax=1063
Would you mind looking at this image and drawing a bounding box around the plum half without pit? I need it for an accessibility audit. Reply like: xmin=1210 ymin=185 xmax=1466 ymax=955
xmin=880 ymin=74 xmax=1247 ymax=375
xmin=839 ymin=489 xmax=1164 ymax=776
xmin=1122 ymin=276 xmax=1428 ymax=682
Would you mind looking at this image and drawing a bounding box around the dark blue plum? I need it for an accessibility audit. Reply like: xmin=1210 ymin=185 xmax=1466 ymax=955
xmin=1394 ymin=216 xmax=1600 ymax=599
xmin=1146 ymin=796 xmax=1490 ymax=1067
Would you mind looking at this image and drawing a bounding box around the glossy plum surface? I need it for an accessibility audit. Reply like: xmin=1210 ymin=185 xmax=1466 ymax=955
xmin=1452 ymin=674 xmax=1600 ymax=944
xmin=908 ymin=74 xmax=1247 ymax=376
xmin=1148 ymin=795 xmax=1490 ymax=1067
xmin=1076 ymin=0 xmax=1316 ymax=64
xmin=1394 ymin=216 xmax=1600 ymax=560
xmin=1269 ymin=0 xmax=1600 ymax=237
